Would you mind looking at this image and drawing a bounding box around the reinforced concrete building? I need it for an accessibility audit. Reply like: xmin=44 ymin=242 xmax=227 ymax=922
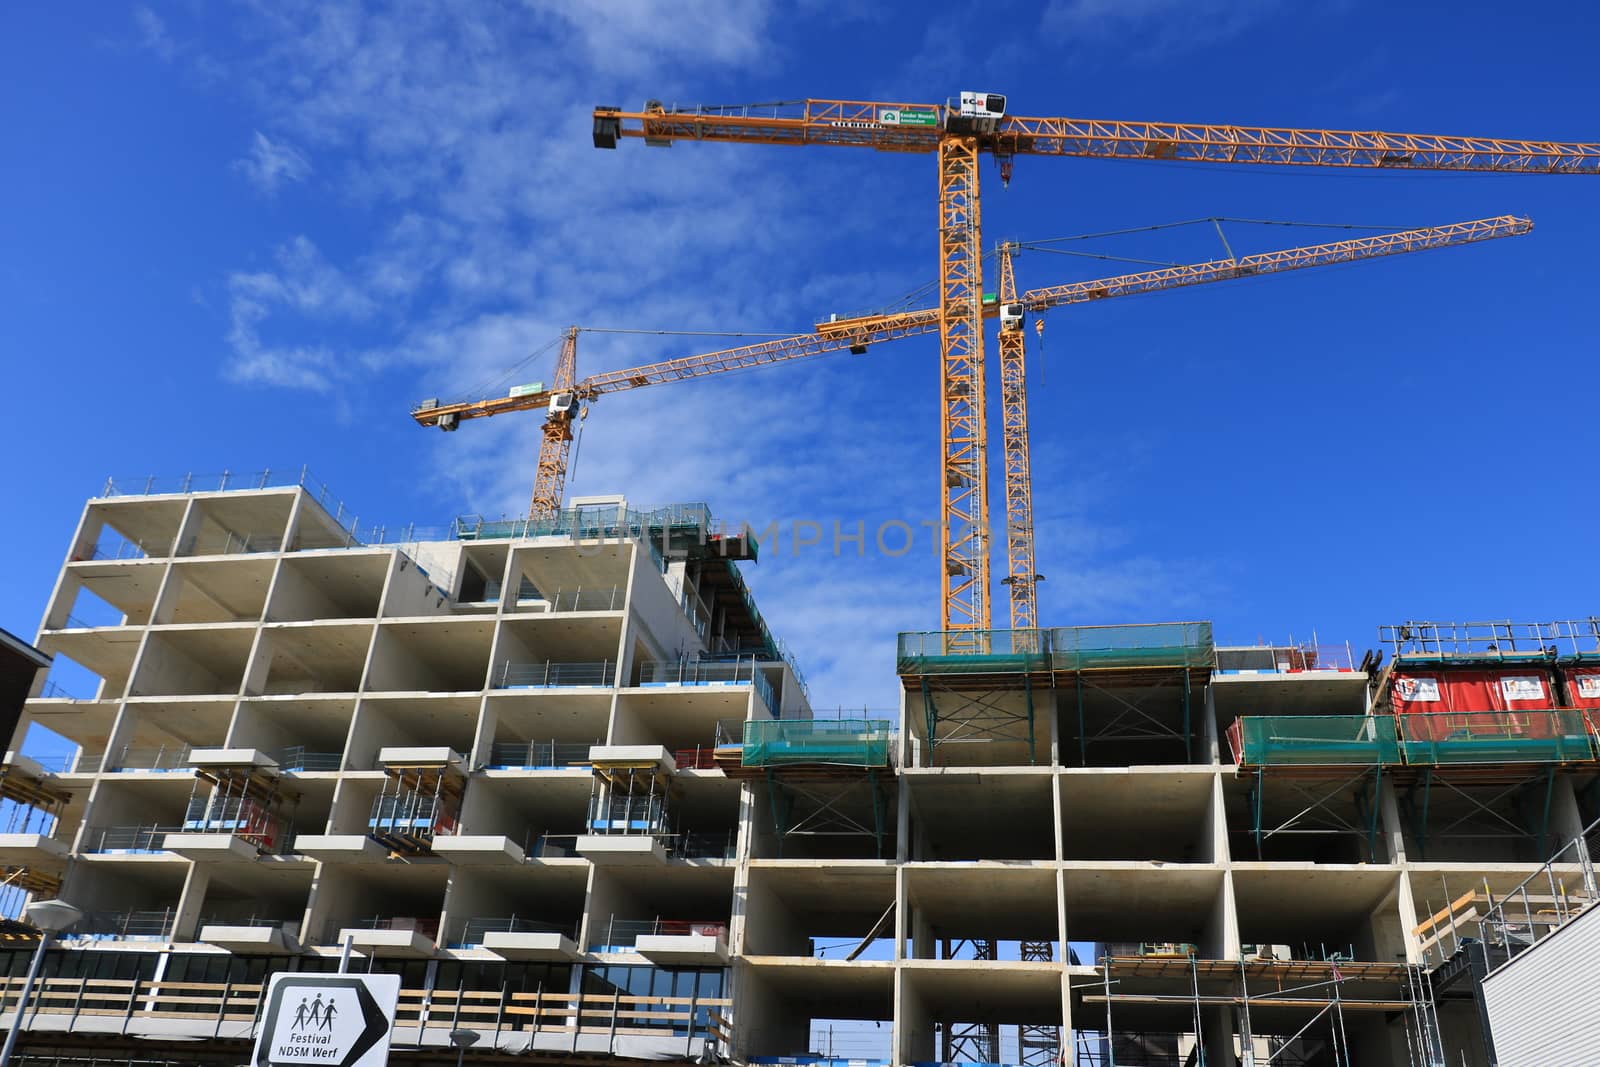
xmin=1 ymin=475 xmax=1597 ymax=1066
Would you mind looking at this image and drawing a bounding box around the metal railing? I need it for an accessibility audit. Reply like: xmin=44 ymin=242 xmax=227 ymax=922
xmin=196 ymin=915 xmax=299 ymax=932
xmin=271 ymin=746 xmax=343 ymax=772
xmin=61 ymin=909 xmax=176 ymax=941
xmin=323 ymin=916 xmax=440 ymax=945
xmin=1478 ymin=816 xmax=1600 ymax=972
xmin=1381 ymin=619 xmax=1600 ymax=660
xmin=84 ymin=531 xmax=154 ymax=560
xmin=454 ymin=916 xmax=578 ymax=947
xmin=587 ymin=793 xmax=670 ymax=835
xmin=591 ymin=916 xmax=728 ymax=951
xmin=495 ymin=659 xmax=616 ymax=688
xmin=1216 ymin=641 xmax=1358 ymax=674
xmin=177 ymin=530 xmax=284 ymax=557
xmin=480 ymin=577 xmax=541 ymax=603
xmin=640 ymin=656 xmax=776 ymax=712
xmin=36 ymin=681 xmax=84 ymax=701
xmin=541 ymin=586 xmax=626 ymax=612
xmin=17 ymin=750 xmax=80 ymax=773
xmin=672 ymin=830 xmax=737 ymax=860
xmin=486 ymin=741 xmax=595 ymax=769
xmin=526 ymin=832 xmax=582 ymax=858
xmin=77 ymin=744 xmax=194 ymax=773
xmin=99 ymin=466 xmax=360 ymax=526
xmin=85 ymin=825 xmax=177 ymax=853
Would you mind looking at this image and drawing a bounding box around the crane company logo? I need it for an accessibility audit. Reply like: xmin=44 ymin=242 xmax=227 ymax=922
xmin=880 ymin=107 xmax=938 ymax=127
xmin=253 ymin=974 xmax=399 ymax=1067
xmin=1395 ymin=677 xmax=1441 ymax=703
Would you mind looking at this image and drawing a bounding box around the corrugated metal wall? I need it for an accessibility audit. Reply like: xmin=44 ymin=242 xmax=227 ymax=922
xmin=1481 ymin=904 xmax=1600 ymax=1064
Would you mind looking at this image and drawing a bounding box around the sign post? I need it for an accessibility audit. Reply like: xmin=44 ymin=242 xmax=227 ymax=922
xmin=251 ymin=973 xmax=400 ymax=1067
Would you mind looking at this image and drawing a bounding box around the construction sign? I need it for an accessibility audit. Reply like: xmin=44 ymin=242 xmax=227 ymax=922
xmin=252 ymin=973 xmax=400 ymax=1067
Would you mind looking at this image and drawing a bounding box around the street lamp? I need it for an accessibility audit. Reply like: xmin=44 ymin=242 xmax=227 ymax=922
xmin=0 ymin=899 xmax=83 ymax=1067
xmin=448 ymin=1028 xmax=480 ymax=1067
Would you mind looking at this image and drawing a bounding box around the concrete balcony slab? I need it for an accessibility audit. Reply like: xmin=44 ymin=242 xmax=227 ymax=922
xmin=482 ymin=930 xmax=581 ymax=960
xmin=293 ymin=834 xmax=391 ymax=863
xmin=635 ymin=932 xmax=729 ymax=965
xmin=588 ymin=745 xmax=676 ymax=772
xmin=338 ymin=926 xmax=436 ymax=957
xmin=432 ymin=834 xmax=526 ymax=866
xmin=187 ymin=747 xmax=279 ymax=771
xmin=576 ymin=835 xmax=666 ymax=865
xmin=377 ymin=746 xmax=464 ymax=768
xmin=163 ymin=833 xmax=260 ymax=862
xmin=0 ymin=833 xmax=69 ymax=865
xmin=198 ymin=923 xmax=298 ymax=954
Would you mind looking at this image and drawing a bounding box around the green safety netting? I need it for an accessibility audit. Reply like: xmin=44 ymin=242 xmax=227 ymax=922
xmin=1396 ymin=710 xmax=1596 ymax=765
xmin=1232 ymin=711 xmax=1600 ymax=768
xmin=742 ymin=719 xmax=893 ymax=767
xmin=1234 ymin=716 xmax=1401 ymax=766
xmin=896 ymin=622 xmax=1214 ymax=674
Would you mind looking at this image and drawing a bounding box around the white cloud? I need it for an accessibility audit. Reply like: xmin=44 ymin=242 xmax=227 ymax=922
xmin=234 ymin=131 xmax=311 ymax=194
xmin=521 ymin=0 xmax=775 ymax=76
xmin=1041 ymin=0 xmax=1286 ymax=58
xmin=132 ymin=5 xmax=176 ymax=62
xmin=223 ymin=236 xmax=376 ymax=390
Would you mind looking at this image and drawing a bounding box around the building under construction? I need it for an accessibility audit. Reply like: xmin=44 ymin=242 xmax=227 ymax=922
xmin=1 ymin=477 xmax=1598 ymax=1066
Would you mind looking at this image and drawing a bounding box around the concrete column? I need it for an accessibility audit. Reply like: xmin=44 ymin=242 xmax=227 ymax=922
xmin=1393 ymin=872 xmax=1424 ymax=966
xmin=465 ymin=695 xmax=495 ymax=770
xmin=1205 ymin=1005 xmax=1240 ymax=1067
xmin=1378 ymin=777 xmax=1409 ymax=864
xmin=171 ymin=865 xmax=211 ymax=941
xmin=894 ymin=967 xmax=934 ymax=1065
xmin=1206 ymin=771 xmax=1231 ymax=864
xmin=1550 ymin=773 xmax=1586 ymax=846
xmin=1202 ymin=686 xmax=1222 ymax=765
xmin=1207 ymin=870 xmax=1242 ymax=960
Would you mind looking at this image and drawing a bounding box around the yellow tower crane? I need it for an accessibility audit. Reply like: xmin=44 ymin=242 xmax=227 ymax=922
xmin=414 ymin=216 xmax=1531 ymax=619
xmin=591 ymin=96 xmax=1599 ymax=637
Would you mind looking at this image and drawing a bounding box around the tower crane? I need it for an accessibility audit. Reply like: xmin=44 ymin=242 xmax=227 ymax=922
xmin=414 ymin=217 xmax=1530 ymax=601
xmin=591 ymin=95 xmax=1599 ymax=635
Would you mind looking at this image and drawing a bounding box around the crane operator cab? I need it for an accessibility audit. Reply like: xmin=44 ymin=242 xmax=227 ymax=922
xmin=998 ymin=303 xmax=1025 ymax=333
xmin=946 ymin=92 xmax=1007 ymax=135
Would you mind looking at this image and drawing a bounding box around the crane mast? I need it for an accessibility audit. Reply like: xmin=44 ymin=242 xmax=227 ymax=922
xmin=530 ymin=326 xmax=580 ymax=518
xmin=937 ymin=137 xmax=991 ymax=636
xmin=995 ymin=244 xmax=1037 ymax=631
xmin=595 ymin=95 xmax=1599 ymax=630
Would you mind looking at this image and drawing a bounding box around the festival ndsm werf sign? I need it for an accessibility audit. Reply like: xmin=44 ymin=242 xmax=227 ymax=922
xmin=251 ymin=972 xmax=401 ymax=1067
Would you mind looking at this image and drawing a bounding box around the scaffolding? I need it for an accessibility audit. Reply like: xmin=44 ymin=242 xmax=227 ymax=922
xmin=1412 ymin=815 xmax=1600 ymax=970
xmin=1379 ymin=618 xmax=1600 ymax=663
xmin=368 ymin=759 xmax=465 ymax=855
xmin=1229 ymin=711 xmax=1600 ymax=861
xmin=1078 ymin=956 xmax=1445 ymax=1067
xmin=719 ymin=720 xmax=895 ymax=858
xmin=184 ymin=760 xmax=297 ymax=854
xmin=0 ymin=758 xmax=72 ymax=914
xmin=898 ymin=624 xmax=1214 ymax=767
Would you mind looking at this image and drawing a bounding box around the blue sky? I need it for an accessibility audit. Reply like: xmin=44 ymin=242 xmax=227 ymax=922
xmin=4 ymin=1 xmax=1599 ymax=714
